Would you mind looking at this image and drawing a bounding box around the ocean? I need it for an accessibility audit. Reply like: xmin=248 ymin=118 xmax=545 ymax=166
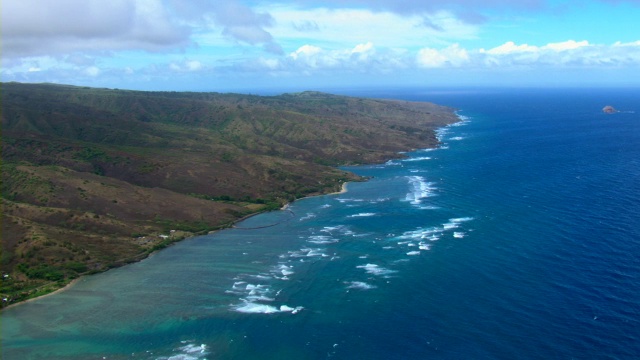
xmin=2 ymin=88 xmax=639 ymax=359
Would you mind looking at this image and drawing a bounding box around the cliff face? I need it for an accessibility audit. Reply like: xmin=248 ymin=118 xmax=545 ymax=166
xmin=1 ymin=82 xmax=457 ymax=305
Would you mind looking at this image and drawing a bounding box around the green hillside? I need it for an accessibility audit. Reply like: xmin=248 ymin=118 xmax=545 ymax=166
xmin=0 ymin=82 xmax=457 ymax=306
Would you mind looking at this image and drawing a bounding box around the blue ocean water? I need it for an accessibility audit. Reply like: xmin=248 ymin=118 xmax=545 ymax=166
xmin=2 ymin=88 xmax=639 ymax=359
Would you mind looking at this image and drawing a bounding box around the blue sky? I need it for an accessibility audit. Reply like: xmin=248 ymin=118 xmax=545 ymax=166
xmin=2 ymin=0 xmax=639 ymax=92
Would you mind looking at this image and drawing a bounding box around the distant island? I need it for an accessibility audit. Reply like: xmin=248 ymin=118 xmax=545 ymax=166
xmin=0 ymin=82 xmax=457 ymax=307
xmin=602 ymin=105 xmax=618 ymax=114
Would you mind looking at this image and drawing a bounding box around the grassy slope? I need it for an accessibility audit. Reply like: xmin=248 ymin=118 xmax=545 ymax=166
xmin=0 ymin=82 xmax=457 ymax=306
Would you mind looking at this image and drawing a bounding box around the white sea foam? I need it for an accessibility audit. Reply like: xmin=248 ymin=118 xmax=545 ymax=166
xmin=406 ymin=251 xmax=421 ymax=256
xmin=280 ymin=305 xmax=304 ymax=314
xmin=348 ymin=213 xmax=376 ymax=218
xmin=449 ymin=136 xmax=465 ymax=141
xmin=418 ymin=205 xmax=440 ymax=210
xmin=443 ymin=217 xmax=474 ymax=230
xmin=234 ymin=302 xmax=281 ymax=314
xmin=286 ymin=247 xmax=328 ymax=258
xmin=273 ymin=264 xmax=294 ymax=276
xmin=435 ymin=128 xmax=450 ymax=142
xmin=232 ymin=281 xmax=247 ymax=289
xmin=419 ymin=147 xmax=437 ymax=152
xmin=229 ymin=280 xmax=280 ymax=307
xmin=418 ymin=242 xmax=431 ymax=250
xmin=453 ymin=232 xmax=466 ymax=238
xmin=403 ymin=156 xmax=432 ymax=162
xmin=452 ymin=113 xmax=470 ymax=124
xmin=405 ymin=176 xmax=436 ymax=205
xmin=357 ymin=263 xmax=397 ymax=276
xmin=396 ymin=227 xmax=442 ymax=241
xmin=299 ymin=213 xmax=316 ymax=221
xmin=233 ymin=301 xmax=303 ymax=314
xmin=307 ymin=235 xmax=337 ymax=244
xmin=443 ymin=222 xmax=459 ymax=230
xmin=353 ymin=232 xmax=374 ymax=238
xmin=245 ymin=284 xmax=266 ymax=291
xmin=346 ymin=281 xmax=377 ymax=290
xmin=306 ymin=248 xmax=328 ymax=257
xmin=281 ymin=269 xmax=294 ymax=277
xmin=159 ymin=342 xmax=209 ymax=360
xmin=321 ymin=225 xmax=355 ymax=236
xmin=450 ymin=217 xmax=474 ymax=223
xmin=250 ymin=274 xmax=272 ymax=280
xmin=336 ymin=198 xmax=366 ymax=204
xmin=321 ymin=225 xmax=342 ymax=232
xmin=246 ymin=295 xmax=275 ymax=302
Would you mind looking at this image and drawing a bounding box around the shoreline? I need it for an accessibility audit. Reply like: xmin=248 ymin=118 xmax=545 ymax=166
xmin=2 ymin=277 xmax=82 ymax=310
xmin=334 ymin=181 xmax=349 ymax=195
xmin=1 ymin=182 xmax=351 ymax=311
xmin=3 ymin=114 xmax=460 ymax=310
xmin=281 ymin=181 xmax=349 ymax=211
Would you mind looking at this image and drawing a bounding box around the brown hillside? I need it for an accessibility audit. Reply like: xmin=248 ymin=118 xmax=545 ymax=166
xmin=0 ymin=82 xmax=457 ymax=306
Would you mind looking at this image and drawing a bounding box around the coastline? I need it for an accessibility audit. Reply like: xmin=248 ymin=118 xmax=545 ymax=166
xmin=1 ymin=182 xmax=351 ymax=311
xmin=281 ymin=181 xmax=349 ymax=211
xmin=2 ymin=112 xmax=460 ymax=310
xmin=335 ymin=181 xmax=349 ymax=195
xmin=2 ymin=277 xmax=82 ymax=310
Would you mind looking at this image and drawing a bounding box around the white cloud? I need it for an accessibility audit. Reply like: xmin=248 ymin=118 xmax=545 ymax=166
xmin=479 ymin=40 xmax=592 ymax=57
xmin=186 ymin=61 xmax=203 ymax=71
xmin=257 ymin=57 xmax=280 ymax=70
xmin=279 ymin=0 xmax=548 ymax=19
xmin=417 ymin=44 xmax=469 ymax=67
xmin=187 ymin=39 xmax=640 ymax=78
xmin=169 ymin=60 xmax=204 ymax=72
xmin=193 ymin=0 xmax=284 ymax=55
xmin=286 ymin=42 xmax=387 ymax=70
xmin=478 ymin=40 xmax=640 ymax=67
xmin=543 ymin=40 xmax=590 ymax=51
xmin=482 ymin=41 xmax=539 ymax=55
xmin=278 ymin=39 xmax=640 ymax=74
xmin=613 ymin=40 xmax=640 ymax=47
xmin=84 ymin=66 xmax=101 ymax=77
xmin=292 ymin=20 xmax=320 ymax=32
xmin=2 ymin=0 xmax=190 ymax=58
xmin=237 ymin=42 xmax=387 ymax=74
xmin=352 ymin=42 xmax=374 ymax=54
xmin=288 ymin=45 xmax=325 ymax=68
xmin=290 ymin=45 xmax=323 ymax=60
xmin=416 ymin=48 xmax=448 ymax=67
xmin=265 ymin=6 xmax=478 ymax=49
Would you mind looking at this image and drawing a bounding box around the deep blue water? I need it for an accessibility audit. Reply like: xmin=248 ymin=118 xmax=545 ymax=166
xmin=2 ymin=88 xmax=639 ymax=359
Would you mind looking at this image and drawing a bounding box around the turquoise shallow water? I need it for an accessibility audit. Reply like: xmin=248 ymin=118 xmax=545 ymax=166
xmin=2 ymin=88 xmax=639 ymax=359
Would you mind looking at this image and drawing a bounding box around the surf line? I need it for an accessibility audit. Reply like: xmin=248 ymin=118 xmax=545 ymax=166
xmin=233 ymin=208 xmax=296 ymax=230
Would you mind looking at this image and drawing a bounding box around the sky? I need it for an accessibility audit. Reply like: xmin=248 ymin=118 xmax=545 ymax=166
xmin=2 ymin=0 xmax=640 ymax=92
